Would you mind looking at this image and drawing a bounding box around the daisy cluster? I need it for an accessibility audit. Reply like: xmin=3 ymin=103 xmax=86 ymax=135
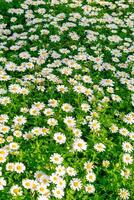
xmin=0 ymin=0 xmax=134 ymax=199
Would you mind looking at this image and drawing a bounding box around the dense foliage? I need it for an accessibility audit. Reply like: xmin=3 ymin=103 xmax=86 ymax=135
xmin=0 ymin=0 xmax=134 ymax=199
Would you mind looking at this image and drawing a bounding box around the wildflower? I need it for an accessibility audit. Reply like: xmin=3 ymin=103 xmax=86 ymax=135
xmin=85 ymin=184 xmax=95 ymax=194
xmin=50 ymin=153 xmax=63 ymax=165
xmin=52 ymin=187 xmax=64 ymax=199
xmin=73 ymin=138 xmax=87 ymax=152
xmin=54 ymin=133 xmax=66 ymax=144
xmin=86 ymin=172 xmax=96 ymax=182
xmin=14 ymin=162 xmax=26 ymax=173
xmin=66 ymin=167 xmax=77 ymax=176
xmin=122 ymin=142 xmax=133 ymax=153
xmin=61 ymin=103 xmax=73 ymax=112
xmin=119 ymin=188 xmax=130 ymax=200
xmin=64 ymin=116 xmax=76 ymax=128
xmin=70 ymin=178 xmax=82 ymax=191
xmin=10 ymin=185 xmax=23 ymax=196
xmin=122 ymin=153 xmax=133 ymax=165
xmin=0 ymin=177 xmax=6 ymax=190
xmin=94 ymin=143 xmax=106 ymax=152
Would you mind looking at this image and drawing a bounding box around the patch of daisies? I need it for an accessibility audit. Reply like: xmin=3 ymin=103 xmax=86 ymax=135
xmin=0 ymin=0 xmax=134 ymax=199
